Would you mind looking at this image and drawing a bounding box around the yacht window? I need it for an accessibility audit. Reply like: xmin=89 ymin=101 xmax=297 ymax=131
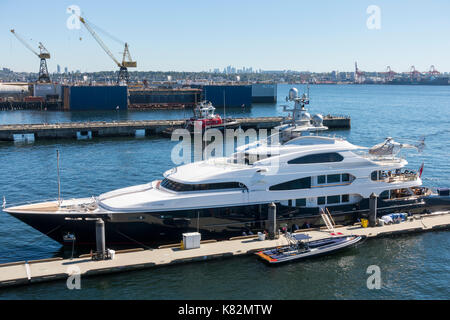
xmin=327 ymin=195 xmax=340 ymax=204
xmin=371 ymin=171 xmax=379 ymax=181
xmin=288 ymin=152 xmax=344 ymax=165
xmin=327 ymin=174 xmax=341 ymax=183
xmin=231 ymin=153 xmax=271 ymax=165
xmin=342 ymin=194 xmax=349 ymax=203
xmin=318 ymin=197 xmax=326 ymax=205
xmin=342 ymin=174 xmax=350 ymax=182
xmin=318 ymin=175 xmax=326 ymax=184
xmin=269 ymin=177 xmax=311 ymax=191
xmin=161 ymin=178 xmax=245 ymax=192
xmin=380 ymin=190 xmax=390 ymax=200
xmin=296 ymin=198 xmax=306 ymax=207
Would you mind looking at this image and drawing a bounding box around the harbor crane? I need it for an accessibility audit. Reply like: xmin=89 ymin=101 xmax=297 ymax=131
xmin=385 ymin=66 xmax=396 ymax=81
xmin=79 ymin=16 xmax=137 ymax=83
xmin=409 ymin=66 xmax=422 ymax=80
xmin=10 ymin=29 xmax=51 ymax=83
xmin=354 ymin=62 xmax=365 ymax=83
xmin=428 ymin=65 xmax=440 ymax=76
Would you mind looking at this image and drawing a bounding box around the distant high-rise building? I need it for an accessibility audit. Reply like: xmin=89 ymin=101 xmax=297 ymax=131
xmin=64 ymin=67 xmax=68 ymax=74
xmin=57 ymin=65 xmax=61 ymax=74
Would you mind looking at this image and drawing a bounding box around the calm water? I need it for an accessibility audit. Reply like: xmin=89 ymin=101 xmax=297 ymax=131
xmin=0 ymin=84 xmax=449 ymax=299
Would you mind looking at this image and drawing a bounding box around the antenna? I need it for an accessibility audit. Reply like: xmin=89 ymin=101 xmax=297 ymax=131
xmin=57 ymin=149 xmax=62 ymax=206
xmin=223 ymin=90 xmax=226 ymax=120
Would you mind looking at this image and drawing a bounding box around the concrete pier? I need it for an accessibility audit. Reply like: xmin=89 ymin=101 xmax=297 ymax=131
xmin=0 ymin=116 xmax=350 ymax=142
xmin=0 ymin=211 xmax=448 ymax=288
xmin=267 ymin=202 xmax=277 ymax=239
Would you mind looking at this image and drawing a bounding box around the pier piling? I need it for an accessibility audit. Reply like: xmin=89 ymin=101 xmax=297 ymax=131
xmin=267 ymin=202 xmax=277 ymax=239
xmin=95 ymin=219 xmax=106 ymax=259
xmin=369 ymin=193 xmax=378 ymax=227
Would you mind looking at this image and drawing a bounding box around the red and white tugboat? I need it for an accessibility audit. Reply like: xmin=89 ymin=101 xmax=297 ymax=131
xmin=185 ymin=101 xmax=239 ymax=132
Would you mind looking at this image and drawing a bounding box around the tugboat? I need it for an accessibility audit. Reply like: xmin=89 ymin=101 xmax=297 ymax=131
xmin=185 ymin=101 xmax=239 ymax=132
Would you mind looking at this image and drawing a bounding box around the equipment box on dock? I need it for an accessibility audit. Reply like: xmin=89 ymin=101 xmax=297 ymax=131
xmin=183 ymin=232 xmax=201 ymax=249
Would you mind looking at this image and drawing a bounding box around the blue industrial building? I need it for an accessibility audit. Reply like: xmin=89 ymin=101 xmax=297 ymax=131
xmin=63 ymin=86 xmax=128 ymax=111
xmin=202 ymin=85 xmax=252 ymax=107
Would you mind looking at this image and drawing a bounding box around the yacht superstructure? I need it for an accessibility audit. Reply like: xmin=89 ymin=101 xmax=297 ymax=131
xmin=4 ymin=134 xmax=438 ymax=247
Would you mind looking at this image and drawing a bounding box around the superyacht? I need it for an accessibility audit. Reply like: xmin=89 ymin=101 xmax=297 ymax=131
xmin=3 ymin=90 xmax=448 ymax=246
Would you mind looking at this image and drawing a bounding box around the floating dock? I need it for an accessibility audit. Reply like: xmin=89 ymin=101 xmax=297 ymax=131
xmin=0 ymin=116 xmax=350 ymax=141
xmin=0 ymin=211 xmax=448 ymax=288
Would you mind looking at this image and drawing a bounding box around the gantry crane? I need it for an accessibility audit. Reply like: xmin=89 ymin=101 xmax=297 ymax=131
xmin=79 ymin=16 xmax=137 ymax=83
xmin=409 ymin=66 xmax=422 ymax=80
xmin=10 ymin=29 xmax=51 ymax=83
xmin=428 ymin=65 xmax=440 ymax=76
xmin=385 ymin=66 xmax=396 ymax=81
xmin=354 ymin=62 xmax=365 ymax=83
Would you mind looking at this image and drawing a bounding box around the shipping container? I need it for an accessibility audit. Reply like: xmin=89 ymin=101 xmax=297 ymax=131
xmin=202 ymin=85 xmax=252 ymax=107
xmin=66 ymin=86 xmax=128 ymax=111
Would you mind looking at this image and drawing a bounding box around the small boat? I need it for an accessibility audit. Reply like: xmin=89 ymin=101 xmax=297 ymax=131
xmin=255 ymin=233 xmax=364 ymax=264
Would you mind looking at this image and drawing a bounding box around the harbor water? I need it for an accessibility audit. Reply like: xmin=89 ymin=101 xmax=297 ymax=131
xmin=0 ymin=84 xmax=449 ymax=299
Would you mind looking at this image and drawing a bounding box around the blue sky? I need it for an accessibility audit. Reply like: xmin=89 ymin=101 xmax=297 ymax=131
xmin=1 ymin=0 xmax=449 ymax=73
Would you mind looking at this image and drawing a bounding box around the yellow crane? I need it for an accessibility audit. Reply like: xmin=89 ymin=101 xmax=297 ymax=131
xmin=10 ymin=29 xmax=51 ymax=83
xmin=79 ymin=16 xmax=136 ymax=83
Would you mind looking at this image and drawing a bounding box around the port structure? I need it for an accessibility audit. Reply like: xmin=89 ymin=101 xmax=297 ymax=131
xmin=428 ymin=65 xmax=440 ymax=77
xmin=10 ymin=29 xmax=51 ymax=83
xmin=354 ymin=62 xmax=446 ymax=84
xmin=409 ymin=65 xmax=422 ymax=81
xmin=384 ymin=66 xmax=396 ymax=81
xmin=354 ymin=62 xmax=365 ymax=83
xmin=79 ymin=16 xmax=137 ymax=84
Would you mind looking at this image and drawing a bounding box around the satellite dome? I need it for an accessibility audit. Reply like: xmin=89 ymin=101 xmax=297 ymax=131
xmin=301 ymin=112 xmax=311 ymax=121
xmin=312 ymin=114 xmax=323 ymax=126
xmin=289 ymin=88 xmax=299 ymax=100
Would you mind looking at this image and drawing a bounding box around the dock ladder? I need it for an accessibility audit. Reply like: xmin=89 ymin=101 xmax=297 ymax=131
xmin=320 ymin=208 xmax=340 ymax=235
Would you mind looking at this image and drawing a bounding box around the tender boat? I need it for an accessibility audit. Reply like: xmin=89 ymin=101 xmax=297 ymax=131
xmin=256 ymin=233 xmax=364 ymax=264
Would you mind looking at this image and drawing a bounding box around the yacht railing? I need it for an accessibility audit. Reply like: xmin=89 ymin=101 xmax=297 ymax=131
xmin=359 ymin=153 xmax=405 ymax=163
xmin=2 ymin=196 xmax=98 ymax=211
xmin=2 ymin=197 xmax=61 ymax=210
xmin=382 ymin=172 xmax=419 ymax=183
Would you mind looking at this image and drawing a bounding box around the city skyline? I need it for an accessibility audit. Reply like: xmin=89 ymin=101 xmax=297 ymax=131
xmin=1 ymin=0 xmax=450 ymax=73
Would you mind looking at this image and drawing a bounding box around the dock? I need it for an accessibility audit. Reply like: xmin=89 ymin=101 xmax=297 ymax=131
xmin=0 ymin=211 xmax=448 ymax=288
xmin=0 ymin=116 xmax=350 ymax=141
